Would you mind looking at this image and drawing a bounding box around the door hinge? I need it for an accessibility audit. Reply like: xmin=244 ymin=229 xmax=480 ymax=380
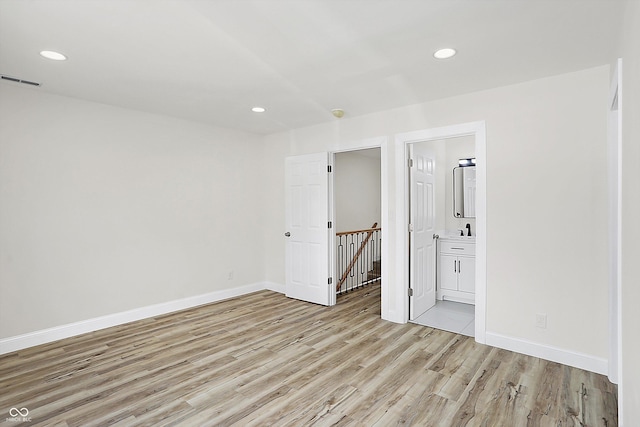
xmin=328 ymin=277 xmax=333 ymax=285
xmin=408 ymin=158 xmax=414 ymax=168
xmin=408 ymin=223 xmax=414 ymax=233
xmin=328 ymin=221 xmax=333 ymax=229
xmin=328 ymin=165 xmax=332 ymax=172
xmin=408 ymin=288 xmax=414 ymax=297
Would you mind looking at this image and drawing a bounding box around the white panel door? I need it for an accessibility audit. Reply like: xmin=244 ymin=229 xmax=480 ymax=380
xmin=409 ymin=144 xmax=437 ymax=320
xmin=285 ymin=153 xmax=330 ymax=306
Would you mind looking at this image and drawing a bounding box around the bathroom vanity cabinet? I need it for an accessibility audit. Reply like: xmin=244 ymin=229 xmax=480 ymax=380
xmin=438 ymin=238 xmax=475 ymax=304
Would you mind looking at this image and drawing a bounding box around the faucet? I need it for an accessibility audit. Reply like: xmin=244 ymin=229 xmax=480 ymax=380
xmin=466 ymin=223 xmax=472 ymax=236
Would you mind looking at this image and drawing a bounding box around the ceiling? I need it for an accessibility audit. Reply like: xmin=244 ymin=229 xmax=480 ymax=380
xmin=0 ymin=0 xmax=626 ymax=135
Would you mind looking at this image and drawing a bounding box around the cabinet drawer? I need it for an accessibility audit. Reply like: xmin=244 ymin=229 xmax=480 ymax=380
xmin=439 ymin=241 xmax=475 ymax=256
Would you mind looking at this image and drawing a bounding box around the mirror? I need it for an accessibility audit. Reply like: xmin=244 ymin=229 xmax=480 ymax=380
xmin=453 ymin=166 xmax=476 ymax=218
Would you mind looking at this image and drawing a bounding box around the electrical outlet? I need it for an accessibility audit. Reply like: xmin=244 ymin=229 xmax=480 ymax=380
xmin=228 ymin=271 xmax=234 ymax=280
xmin=535 ymin=313 xmax=547 ymax=329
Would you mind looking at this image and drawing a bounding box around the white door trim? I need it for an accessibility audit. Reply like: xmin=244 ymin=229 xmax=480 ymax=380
xmin=393 ymin=121 xmax=487 ymax=344
xmin=328 ymin=152 xmax=336 ymax=306
xmin=329 ymin=136 xmax=388 ymax=310
xmin=607 ymin=58 xmax=623 ymax=389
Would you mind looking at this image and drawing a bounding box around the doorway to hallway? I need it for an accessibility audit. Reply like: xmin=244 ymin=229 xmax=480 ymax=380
xmin=333 ymin=148 xmax=382 ymax=305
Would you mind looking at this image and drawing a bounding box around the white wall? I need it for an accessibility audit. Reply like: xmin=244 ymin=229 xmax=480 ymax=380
xmin=619 ymin=0 xmax=640 ymax=423
xmin=0 ymin=83 xmax=265 ymax=339
xmin=334 ymin=149 xmax=381 ymax=233
xmin=263 ymin=65 xmax=610 ymax=364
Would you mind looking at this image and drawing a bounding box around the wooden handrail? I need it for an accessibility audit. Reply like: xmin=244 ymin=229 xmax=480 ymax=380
xmin=336 ymin=226 xmax=381 ymax=236
xmin=336 ymin=222 xmax=378 ymax=292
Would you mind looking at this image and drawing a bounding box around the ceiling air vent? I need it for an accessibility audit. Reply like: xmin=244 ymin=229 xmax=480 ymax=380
xmin=1 ymin=74 xmax=41 ymax=87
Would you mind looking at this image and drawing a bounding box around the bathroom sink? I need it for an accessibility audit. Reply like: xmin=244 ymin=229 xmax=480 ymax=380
xmin=441 ymin=232 xmax=475 ymax=241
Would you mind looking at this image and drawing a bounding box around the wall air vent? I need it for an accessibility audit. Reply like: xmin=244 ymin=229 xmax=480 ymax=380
xmin=1 ymin=74 xmax=41 ymax=87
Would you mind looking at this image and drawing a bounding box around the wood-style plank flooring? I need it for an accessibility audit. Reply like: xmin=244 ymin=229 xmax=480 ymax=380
xmin=0 ymin=284 xmax=617 ymax=426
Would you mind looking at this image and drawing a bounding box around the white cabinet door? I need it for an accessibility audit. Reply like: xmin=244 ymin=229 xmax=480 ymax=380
xmin=458 ymin=256 xmax=476 ymax=293
xmin=285 ymin=153 xmax=330 ymax=306
xmin=439 ymin=254 xmax=458 ymax=291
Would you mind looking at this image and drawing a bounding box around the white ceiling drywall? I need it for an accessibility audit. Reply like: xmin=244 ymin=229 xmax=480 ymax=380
xmin=0 ymin=0 xmax=625 ymax=135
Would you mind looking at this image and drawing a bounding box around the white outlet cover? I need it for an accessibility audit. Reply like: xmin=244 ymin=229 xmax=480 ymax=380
xmin=535 ymin=313 xmax=547 ymax=329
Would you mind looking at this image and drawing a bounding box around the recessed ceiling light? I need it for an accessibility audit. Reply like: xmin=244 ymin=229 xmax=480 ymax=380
xmin=40 ymin=50 xmax=67 ymax=61
xmin=251 ymin=106 xmax=266 ymax=113
xmin=331 ymin=109 xmax=345 ymax=118
xmin=433 ymin=48 xmax=456 ymax=59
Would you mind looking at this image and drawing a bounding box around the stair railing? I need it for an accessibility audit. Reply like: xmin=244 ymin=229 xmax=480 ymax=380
xmin=336 ymin=222 xmax=381 ymax=293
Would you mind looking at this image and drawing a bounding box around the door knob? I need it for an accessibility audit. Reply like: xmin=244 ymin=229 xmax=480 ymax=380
xmin=284 ymin=232 xmax=291 ymax=237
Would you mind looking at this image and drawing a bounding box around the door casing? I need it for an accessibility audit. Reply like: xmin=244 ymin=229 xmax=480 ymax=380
xmin=394 ymin=121 xmax=487 ymax=343
xmin=607 ymin=58 xmax=622 ymax=388
xmin=329 ymin=137 xmax=388 ymax=308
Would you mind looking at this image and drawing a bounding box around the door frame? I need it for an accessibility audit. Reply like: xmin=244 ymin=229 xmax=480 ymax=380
xmin=329 ymin=137 xmax=388 ymax=308
xmin=394 ymin=121 xmax=487 ymax=343
xmin=607 ymin=58 xmax=622 ymax=387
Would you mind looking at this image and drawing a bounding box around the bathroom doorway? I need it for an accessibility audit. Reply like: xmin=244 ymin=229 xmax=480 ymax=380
xmin=393 ymin=121 xmax=486 ymax=342
xmin=408 ymin=135 xmax=477 ymax=336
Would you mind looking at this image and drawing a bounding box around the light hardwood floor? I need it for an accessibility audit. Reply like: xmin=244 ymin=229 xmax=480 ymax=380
xmin=0 ymin=284 xmax=617 ymax=426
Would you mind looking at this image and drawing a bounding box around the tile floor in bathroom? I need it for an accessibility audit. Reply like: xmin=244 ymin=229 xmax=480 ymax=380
xmin=411 ymin=300 xmax=475 ymax=337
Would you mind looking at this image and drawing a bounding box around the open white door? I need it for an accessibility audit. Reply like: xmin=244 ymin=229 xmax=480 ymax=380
xmin=409 ymin=143 xmax=437 ymax=320
xmin=285 ymin=153 xmax=331 ymax=306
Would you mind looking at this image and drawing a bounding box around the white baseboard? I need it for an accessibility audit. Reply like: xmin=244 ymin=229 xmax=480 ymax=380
xmin=485 ymin=332 xmax=608 ymax=376
xmin=264 ymin=281 xmax=286 ymax=294
xmin=0 ymin=282 xmax=284 ymax=355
